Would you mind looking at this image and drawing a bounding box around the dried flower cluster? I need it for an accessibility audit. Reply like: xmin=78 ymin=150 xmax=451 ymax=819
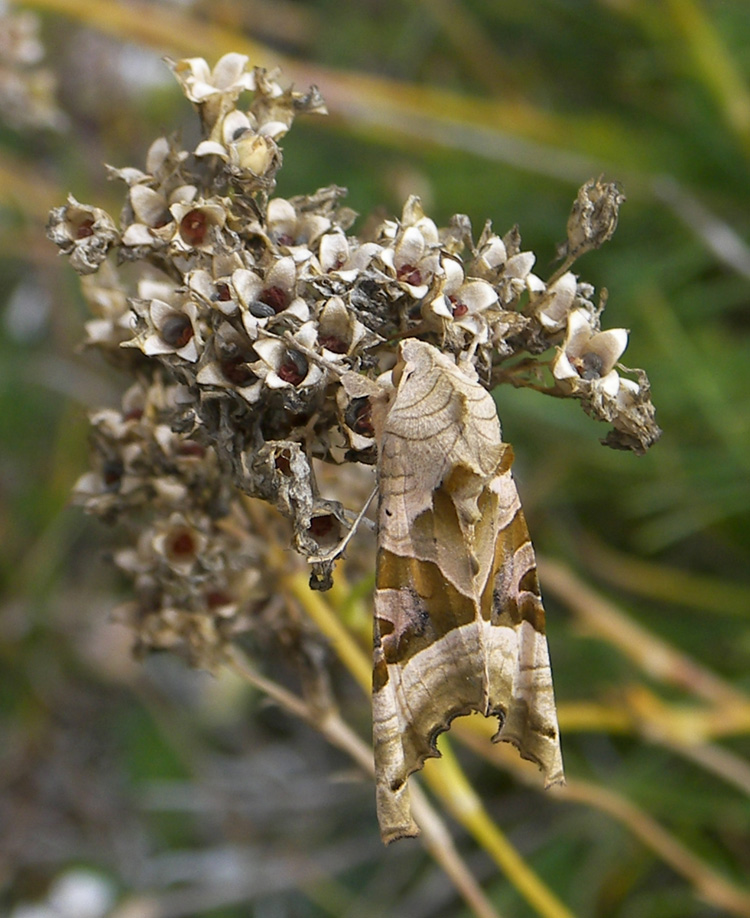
xmin=0 ymin=3 xmax=64 ymax=130
xmin=48 ymin=54 xmax=660 ymax=668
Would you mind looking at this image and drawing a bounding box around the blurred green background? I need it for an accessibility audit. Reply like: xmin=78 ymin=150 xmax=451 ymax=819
xmin=1 ymin=1 xmax=750 ymax=916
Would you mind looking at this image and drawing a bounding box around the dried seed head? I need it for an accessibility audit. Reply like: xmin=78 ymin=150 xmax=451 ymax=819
xmin=564 ymin=178 xmax=625 ymax=260
xmin=46 ymin=195 xmax=120 ymax=274
xmin=51 ymin=52 xmax=660 ymax=675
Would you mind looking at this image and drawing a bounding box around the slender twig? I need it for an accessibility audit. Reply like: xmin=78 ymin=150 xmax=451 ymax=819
xmin=661 ymin=0 xmax=750 ymax=157
xmin=559 ymin=778 xmax=750 ymax=918
xmin=527 ymin=690 xmax=750 ymax=799
xmin=456 ymin=723 xmax=750 ymax=918
xmin=538 ymin=556 xmax=749 ymax=709
xmin=545 ymin=255 xmax=576 ymax=287
xmin=557 ymin=697 xmax=750 ymax=744
xmin=574 ymin=532 xmax=750 ymax=616
xmin=623 ymin=684 xmax=750 ymax=746
xmin=425 ymin=741 xmax=575 ymax=918
xmin=226 ymin=647 xmax=502 ymax=918
xmin=306 ymin=487 xmax=377 ymax=565
xmin=407 ymin=782 xmax=507 ymax=918
xmin=555 ymin=701 xmax=632 ymax=734
xmin=538 ymin=557 xmax=750 ymax=797
xmin=287 ymin=572 xmax=372 ymax=693
xmin=662 ymin=739 xmax=750 ymax=799
xmin=653 ymin=176 xmax=750 ymax=280
xmin=289 ymin=577 xmax=574 ymax=918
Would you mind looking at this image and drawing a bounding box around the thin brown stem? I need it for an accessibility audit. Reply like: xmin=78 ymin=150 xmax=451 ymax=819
xmin=561 ymin=778 xmax=750 ymax=917
xmin=225 ymin=647 xmax=503 ymax=918
xmin=457 ymin=724 xmax=750 ymax=918
xmin=538 ymin=556 xmax=748 ymax=709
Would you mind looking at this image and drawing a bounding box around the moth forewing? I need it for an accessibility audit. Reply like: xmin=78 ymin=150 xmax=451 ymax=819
xmin=484 ymin=461 xmax=565 ymax=785
xmin=368 ymin=338 xmax=563 ymax=844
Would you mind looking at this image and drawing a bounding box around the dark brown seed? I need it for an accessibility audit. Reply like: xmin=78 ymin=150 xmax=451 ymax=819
xmin=397 ymin=263 xmax=422 ymax=286
xmin=221 ymin=356 xmax=257 ymax=386
xmin=206 ymin=589 xmax=233 ymax=608
xmin=345 ymin=396 xmax=374 ymax=437
xmin=179 ymin=209 xmax=208 ymax=246
xmin=160 ymin=314 xmax=194 ymax=348
xmin=168 ymin=527 xmax=196 ymax=559
xmin=75 ymin=218 xmax=95 ymax=239
xmin=259 ymin=285 xmax=288 ymax=314
xmin=318 ymin=334 xmax=348 ymax=354
xmin=309 ymin=514 xmax=335 ymax=539
xmin=178 ymin=441 xmax=206 ymax=458
xmin=278 ymin=349 xmax=307 ymax=385
xmin=275 ymin=452 xmax=291 ymax=475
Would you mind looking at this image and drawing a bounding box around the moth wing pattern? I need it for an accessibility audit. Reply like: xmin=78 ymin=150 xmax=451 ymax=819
xmin=369 ymin=338 xmax=563 ymax=843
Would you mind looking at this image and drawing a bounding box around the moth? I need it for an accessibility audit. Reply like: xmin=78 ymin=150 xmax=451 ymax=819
xmin=344 ymin=338 xmax=564 ymax=844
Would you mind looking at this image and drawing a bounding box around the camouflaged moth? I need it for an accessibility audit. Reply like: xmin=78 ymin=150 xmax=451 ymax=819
xmin=345 ymin=338 xmax=564 ymax=843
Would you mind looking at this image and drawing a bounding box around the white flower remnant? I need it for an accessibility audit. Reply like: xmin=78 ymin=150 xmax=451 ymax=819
xmin=552 ymin=307 xmax=629 ymax=396
xmin=47 ymin=53 xmax=660 ymax=667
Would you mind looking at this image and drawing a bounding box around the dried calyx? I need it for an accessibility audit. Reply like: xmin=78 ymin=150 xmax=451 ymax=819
xmin=48 ymin=54 xmax=660 ymax=667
